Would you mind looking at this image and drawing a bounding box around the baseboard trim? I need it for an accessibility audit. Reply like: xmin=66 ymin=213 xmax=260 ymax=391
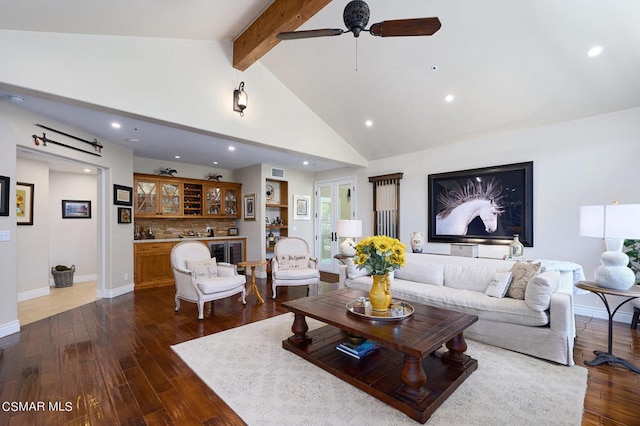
xmin=0 ymin=320 xmax=20 ymax=339
xmin=18 ymin=286 xmax=51 ymax=302
xmin=574 ymin=304 xmax=633 ymax=324
xmin=97 ymin=283 xmax=134 ymax=299
xmin=48 ymin=273 xmax=97 ymax=287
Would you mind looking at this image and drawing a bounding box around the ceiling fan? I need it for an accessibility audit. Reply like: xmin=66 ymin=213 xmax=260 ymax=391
xmin=277 ymin=0 xmax=441 ymax=41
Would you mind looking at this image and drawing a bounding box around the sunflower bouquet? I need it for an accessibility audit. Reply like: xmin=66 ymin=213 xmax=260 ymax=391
xmin=354 ymin=235 xmax=406 ymax=275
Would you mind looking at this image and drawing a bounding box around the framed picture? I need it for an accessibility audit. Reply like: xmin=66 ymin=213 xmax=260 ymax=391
xmin=117 ymin=207 xmax=132 ymax=224
xmin=0 ymin=175 xmax=9 ymax=216
xmin=16 ymin=182 xmax=35 ymax=225
xmin=62 ymin=200 xmax=92 ymax=219
xmin=228 ymin=227 xmax=238 ymax=236
xmin=293 ymin=195 xmax=311 ymax=220
xmin=428 ymin=161 xmax=533 ymax=246
xmin=113 ymin=184 xmax=133 ymax=206
xmin=244 ymin=193 xmax=255 ymax=220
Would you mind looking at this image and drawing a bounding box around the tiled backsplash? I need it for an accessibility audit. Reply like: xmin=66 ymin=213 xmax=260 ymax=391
xmin=134 ymin=218 xmax=238 ymax=239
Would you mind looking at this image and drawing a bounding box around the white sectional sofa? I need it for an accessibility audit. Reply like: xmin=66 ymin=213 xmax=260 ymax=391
xmin=343 ymin=253 xmax=582 ymax=366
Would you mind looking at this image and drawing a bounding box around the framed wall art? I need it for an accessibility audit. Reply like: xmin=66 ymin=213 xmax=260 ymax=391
xmin=117 ymin=207 xmax=132 ymax=224
xmin=16 ymin=182 xmax=35 ymax=225
xmin=113 ymin=184 xmax=133 ymax=206
xmin=62 ymin=200 xmax=92 ymax=219
xmin=243 ymin=193 xmax=255 ymax=220
xmin=428 ymin=161 xmax=533 ymax=246
xmin=0 ymin=175 xmax=9 ymax=216
xmin=293 ymin=195 xmax=311 ymax=220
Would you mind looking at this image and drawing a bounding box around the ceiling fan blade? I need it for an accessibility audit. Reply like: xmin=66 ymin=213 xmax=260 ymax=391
xmin=369 ymin=17 xmax=441 ymax=37
xmin=277 ymin=28 xmax=345 ymax=40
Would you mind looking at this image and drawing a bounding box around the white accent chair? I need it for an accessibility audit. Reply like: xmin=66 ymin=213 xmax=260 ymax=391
xmin=171 ymin=241 xmax=246 ymax=320
xmin=271 ymin=237 xmax=320 ymax=298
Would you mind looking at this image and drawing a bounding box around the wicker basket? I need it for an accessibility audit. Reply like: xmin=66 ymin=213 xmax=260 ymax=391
xmin=51 ymin=265 xmax=75 ymax=288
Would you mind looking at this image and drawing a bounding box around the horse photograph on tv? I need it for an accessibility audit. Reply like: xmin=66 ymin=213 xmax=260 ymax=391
xmin=428 ymin=162 xmax=533 ymax=247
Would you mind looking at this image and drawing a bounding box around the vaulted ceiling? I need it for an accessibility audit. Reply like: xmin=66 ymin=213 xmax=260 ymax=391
xmin=2 ymin=0 xmax=639 ymax=172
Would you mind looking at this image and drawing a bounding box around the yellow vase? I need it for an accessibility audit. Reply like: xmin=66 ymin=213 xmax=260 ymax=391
xmin=369 ymin=273 xmax=392 ymax=312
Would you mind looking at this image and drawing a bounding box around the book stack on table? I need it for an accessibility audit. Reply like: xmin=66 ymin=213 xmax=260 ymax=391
xmin=336 ymin=340 xmax=380 ymax=359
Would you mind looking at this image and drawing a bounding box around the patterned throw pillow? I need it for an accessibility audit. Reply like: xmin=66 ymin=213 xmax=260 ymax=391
xmin=186 ymin=258 xmax=218 ymax=279
xmin=485 ymin=271 xmax=513 ymax=298
xmin=278 ymin=254 xmax=309 ymax=270
xmin=507 ymin=262 xmax=540 ymax=300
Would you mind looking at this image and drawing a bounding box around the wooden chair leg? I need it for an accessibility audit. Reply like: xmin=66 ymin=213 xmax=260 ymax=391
xmin=630 ymin=307 xmax=640 ymax=330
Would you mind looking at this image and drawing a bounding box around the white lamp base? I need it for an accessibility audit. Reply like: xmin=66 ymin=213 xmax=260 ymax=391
xmin=340 ymin=238 xmax=357 ymax=257
xmin=595 ymin=250 xmax=636 ymax=290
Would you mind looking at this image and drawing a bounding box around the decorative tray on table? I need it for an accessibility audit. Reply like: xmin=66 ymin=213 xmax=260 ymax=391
xmin=346 ymin=299 xmax=414 ymax=321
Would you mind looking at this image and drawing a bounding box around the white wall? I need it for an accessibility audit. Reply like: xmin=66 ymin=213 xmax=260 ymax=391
xmin=0 ymin=117 xmax=19 ymax=337
xmin=16 ymin=158 xmax=50 ymax=298
xmin=133 ymin=157 xmax=235 ymax=182
xmin=49 ymin=171 xmax=97 ymax=280
xmin=317 ymin=107 xmax=640 ymax=321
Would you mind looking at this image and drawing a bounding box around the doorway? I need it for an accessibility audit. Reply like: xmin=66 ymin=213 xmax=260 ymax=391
xmin=314 ymin=177 xmax=356 ymax=274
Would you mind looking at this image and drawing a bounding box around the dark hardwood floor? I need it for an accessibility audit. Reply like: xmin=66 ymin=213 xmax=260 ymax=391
xmin=1 ymin=281 xmax=639 ymax=425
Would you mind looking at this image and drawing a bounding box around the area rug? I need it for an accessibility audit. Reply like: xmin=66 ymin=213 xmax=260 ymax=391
xmin=171 ymin=313 xmax=587 ymax=425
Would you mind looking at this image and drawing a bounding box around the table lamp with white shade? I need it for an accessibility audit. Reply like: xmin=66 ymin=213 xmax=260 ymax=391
xmin=579 ymin=203 xmax=640 ymax=289
xmin=336 ymin=219 xmax=362 ymax=257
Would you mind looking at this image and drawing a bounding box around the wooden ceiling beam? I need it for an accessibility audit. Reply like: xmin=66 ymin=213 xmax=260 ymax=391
xmin=233 ymin=0 xmax=332 ymax=71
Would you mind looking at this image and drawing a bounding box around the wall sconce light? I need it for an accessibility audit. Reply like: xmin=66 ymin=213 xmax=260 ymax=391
xmin=233 ymin=82 xmax=247 ymax=116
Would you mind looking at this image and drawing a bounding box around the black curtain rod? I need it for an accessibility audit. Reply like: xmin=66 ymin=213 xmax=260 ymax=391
xmin=33 ymin=133 xmax=102 ymax=157
xmin=36 ymin=124 xmax=103 ymax=154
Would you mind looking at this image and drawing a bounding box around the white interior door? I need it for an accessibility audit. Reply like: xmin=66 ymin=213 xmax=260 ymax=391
xmin=315 ymin=178 xmax=356 ymax=274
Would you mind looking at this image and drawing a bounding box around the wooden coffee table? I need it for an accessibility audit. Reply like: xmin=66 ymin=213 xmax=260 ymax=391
xmin=282 ymin=288 xmax=478 ymax=423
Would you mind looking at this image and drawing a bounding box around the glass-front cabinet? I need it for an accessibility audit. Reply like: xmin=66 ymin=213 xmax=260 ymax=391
xmin=134 ymin=174 xmax=241 ymax=218
xmin=134 ymin=177 xmax=182 ymax=217
xmin=204 ymin=183 xmax=240 ymax=218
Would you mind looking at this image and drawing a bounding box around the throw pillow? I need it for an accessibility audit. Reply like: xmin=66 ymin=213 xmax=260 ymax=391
xmin=186 ymin=258 xmax=218 ymax=280
xmin=485 ymin=271 xmax=513 ymax=298
xmin=507 ymin=262 xmax=540 ymax=300
xmin=278 ymin=254 xmax=309 ymax=270
xmin=525 ymin=271 xmax=560 ymax=311
xmin=346 ymin=258 xmax=369 ymax=279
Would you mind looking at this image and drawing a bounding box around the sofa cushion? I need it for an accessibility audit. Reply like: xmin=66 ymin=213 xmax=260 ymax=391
xmin=524 ymin=271 xmax=560 ymax=311
xmin=197 ymin=275 xmax=245 ymax=294
xmin=444 ymin=264 xmax=499 ymax=293
xmin=346 ymin=258 xmax=369 ymax=280
xmin=507 ymin=262 xmax=541 ymax=299
xmin=485 ymin=271 xmax=513 ymax=298
xmin=394 ymin=253 xmax=445 ymax=286
xmin=275 ymin=268 xmax=320 ymax=280
xmin=345 ymin=277 xmax=549 ymax=326
xmin=186 ymin=258 xmax=218 ymax=279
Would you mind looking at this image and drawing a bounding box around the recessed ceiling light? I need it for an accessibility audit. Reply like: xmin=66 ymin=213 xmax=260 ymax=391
xmin=587 ymin=45 xmax=603 ymax=58
xmin=83 ymin=168 xmax=91 ymax=173
xmin=228 ymin=146 xmax=235 ymax=151
xmin=303 ymin=161 xmax=309 ymax=165
xmin=444 ymin=94 xmax=455 ymax=103
xmin=213 ymin=161 xmax=218 ymax=165
xmin=111 ymin=122 xmax=121 ymax=129
xmin=174 ymin=155 xmax=181 ymax=159
xmin=365 ymin=120 xmax=373 ymax=127
xmin=126 ymin=138 xmax=140 ymax=143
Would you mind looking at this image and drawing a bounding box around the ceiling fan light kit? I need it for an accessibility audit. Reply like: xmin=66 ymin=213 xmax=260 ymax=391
xmin=277 ymin=0 xmax=441 ymax=41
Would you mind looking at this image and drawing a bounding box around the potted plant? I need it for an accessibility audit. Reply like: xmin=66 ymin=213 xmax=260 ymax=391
xmin=624 ymin=239 xmax=639 ymax=283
